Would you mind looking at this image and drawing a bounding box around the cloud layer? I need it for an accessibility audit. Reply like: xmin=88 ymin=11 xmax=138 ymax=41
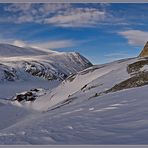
xmin=118 ymin=30 xmax=148 ymax=46
xmin=3 ymin=3 xmax=106 ymax=27
xmin=12 ymin=39 xmax=77 ymax=50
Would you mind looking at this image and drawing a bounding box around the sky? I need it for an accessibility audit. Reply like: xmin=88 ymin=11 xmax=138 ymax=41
xmin=0 ymin=3 xmax=148 ymax=64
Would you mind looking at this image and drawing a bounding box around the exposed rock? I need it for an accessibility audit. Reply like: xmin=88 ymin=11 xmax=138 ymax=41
xmin=139 ymin=41 xmax=148 ymax=57
xmin=127 ymin=58 xmax=148 ymax=75
xmin=0 ymin=64 xmax=18 ymax=82
xmin=13 ymin=92 xmax=36 ymax=102
xmin=105 ymin=71 xmax=148 ymax=93
xmin=81 ymin=83 xmax=103 ymax=92
xmin=3 ymin=70 xmax=17 ymax=81
xmin=12 ymin=88 xmax=46 ymax=102
xmin=30 ymin=88 xmax=40 ymax=92
xmin=65 ymin=74 xmax=76 ymax=82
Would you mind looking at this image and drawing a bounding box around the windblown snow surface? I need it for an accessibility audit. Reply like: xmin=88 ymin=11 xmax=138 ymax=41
xmin=0 ymin=52 xmax=148 ymax=145
xmin=0 ymin=53 xmax=148 ymax=145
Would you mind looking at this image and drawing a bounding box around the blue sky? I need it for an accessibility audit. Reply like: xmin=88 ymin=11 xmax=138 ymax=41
xmin=0 ymin=3 xmax=148 ymax=64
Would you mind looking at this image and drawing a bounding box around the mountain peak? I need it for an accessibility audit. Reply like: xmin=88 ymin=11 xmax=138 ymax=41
xmin=139 ymin=41 xmax=148 ymax=57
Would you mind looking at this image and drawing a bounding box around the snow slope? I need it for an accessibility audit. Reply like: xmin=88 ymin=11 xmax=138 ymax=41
xmin=24 ymin=56 xmax=148 ymax=112
xmin=24 ymin=57 xmax=136 ymax=111
xmin=1 ymin=44 xmax=148 ymax=144
xmin=1 ymin=86 xmax=148 ymax=144
xmin=1 ymin=57 xmax=148 ymax=144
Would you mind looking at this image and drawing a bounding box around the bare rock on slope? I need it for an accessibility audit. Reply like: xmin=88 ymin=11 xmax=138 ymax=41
xmin=139 ymin=41 xmax=148 ymax=57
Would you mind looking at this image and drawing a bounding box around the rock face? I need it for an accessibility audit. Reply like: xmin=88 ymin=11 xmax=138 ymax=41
xmin=105 ymin=71 xmax=148 ymax=94
xmin=139 ymin=41 xmax=148 ymax=57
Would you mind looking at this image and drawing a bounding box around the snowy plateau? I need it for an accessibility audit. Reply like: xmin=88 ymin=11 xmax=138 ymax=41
xmin=0 ymin=43 xmax=148 ymax=144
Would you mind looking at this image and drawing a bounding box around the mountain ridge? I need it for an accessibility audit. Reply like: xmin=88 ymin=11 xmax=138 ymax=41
xmin=0 ymin=43 xmax=92 ymax=81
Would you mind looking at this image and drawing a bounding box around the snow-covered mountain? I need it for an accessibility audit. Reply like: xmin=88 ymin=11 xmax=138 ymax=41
xmin=0 ymin=43 xmax=92 ymax=82
xmin=1 ymin=42 xmax=148 ymax=144
xmin=0 ymin=43 xmax=92 ymax=98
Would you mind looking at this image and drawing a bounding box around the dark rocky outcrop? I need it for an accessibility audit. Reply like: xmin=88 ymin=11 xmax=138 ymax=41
xmin=105 ymin=71 xmax=148 ymax=93
xmin=12 ymin=88 xmax=46 ymax=102
xmin=127 ymin=58 xmax=148 ymax=75
xmin=0 ymin=64 xmax=18 ymax=82
xmin=13 ymin=91 xmax=36 ymax=102
xmin=65 ymin=74 xmax=76 ymax=82
xmin=3 ymin=70 xmax=17 ymax=81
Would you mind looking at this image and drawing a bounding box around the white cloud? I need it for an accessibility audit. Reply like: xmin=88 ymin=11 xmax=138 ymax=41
xmin=105 ymin=53 xmax=129 ymax=58
xmin=11 ymin=39 xmax=77 ymax=50
xmin=44 ymin=8 xmax=105 ymax=27
xmin=3 ymin=3 xmax=106 ymax=28
xmin=118 ymin=30 xmax=148 ymax=46
xmin=13 ymin=40 xmax=27 ymax=47
xmin=38 ymin=3 xmax=71 ymax=14
xmin=3 ymin=3 xmax=72 ymax=24
xmin=104 ymin=52 xmax=130 ymax=62
xmin=31 ymin=40 xmax=76 ymax=49
xmin=4 ymin=3 xmax=32 ymax=12
xmin=17 ymin=15 xmax=34 ymax=23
